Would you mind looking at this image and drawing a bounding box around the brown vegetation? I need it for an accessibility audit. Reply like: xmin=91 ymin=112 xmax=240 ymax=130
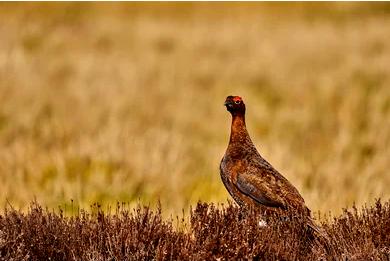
xmin=1 ymin=200 xmax=389 ymax=260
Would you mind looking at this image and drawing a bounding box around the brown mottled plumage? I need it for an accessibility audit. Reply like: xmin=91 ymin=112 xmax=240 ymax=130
xmin=220 ymin=95 xmax=309 ymax=216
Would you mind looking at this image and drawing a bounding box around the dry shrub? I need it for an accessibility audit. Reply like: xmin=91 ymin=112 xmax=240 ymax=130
xmin=1 ymin=200 xmax=389 ymax=260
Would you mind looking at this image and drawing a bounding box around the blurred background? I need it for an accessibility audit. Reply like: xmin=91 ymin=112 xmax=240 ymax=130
xmin=1 ymin=3 xmax=390 ymax=216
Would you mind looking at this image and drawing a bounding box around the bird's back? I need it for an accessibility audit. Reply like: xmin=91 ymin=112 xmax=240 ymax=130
xmin=220 ymin=148 xmax=309 ymax=216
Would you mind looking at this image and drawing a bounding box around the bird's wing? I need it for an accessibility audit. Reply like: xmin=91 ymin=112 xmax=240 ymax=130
xmin=235 ymin=172 xmax=287 ymax=209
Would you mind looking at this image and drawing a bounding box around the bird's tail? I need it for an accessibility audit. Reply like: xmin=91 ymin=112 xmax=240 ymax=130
xmin=306 ymin=217 xmax=333 ymax=256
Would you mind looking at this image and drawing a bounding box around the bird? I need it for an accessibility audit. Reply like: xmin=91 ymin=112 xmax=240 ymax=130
xmin=220 ymin=96 xmax=327 ymax=234
xmin=220 ymin=95 xmax=310 ymax=215
xmin=220 ymin=96 xmax=333 ymax=255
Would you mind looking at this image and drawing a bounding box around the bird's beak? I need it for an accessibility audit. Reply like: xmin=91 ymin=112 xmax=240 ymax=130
xmin=224 ymin=101 xmax=233 ymax=108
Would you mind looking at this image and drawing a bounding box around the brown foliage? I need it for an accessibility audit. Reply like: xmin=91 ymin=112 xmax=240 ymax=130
xmin=1 ymin=200 xmax=390 ymax=260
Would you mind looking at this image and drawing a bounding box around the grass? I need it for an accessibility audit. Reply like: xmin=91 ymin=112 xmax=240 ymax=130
xmin=0 ymin=3 xmax=390 ymax=216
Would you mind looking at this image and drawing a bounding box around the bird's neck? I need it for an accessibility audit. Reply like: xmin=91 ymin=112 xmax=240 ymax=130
xmin=229 ymin=113 xmax=252 ymax=146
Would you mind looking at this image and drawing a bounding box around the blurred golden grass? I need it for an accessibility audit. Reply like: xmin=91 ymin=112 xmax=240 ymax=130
xmin=0 ymin=3 xmax=390 ymax=216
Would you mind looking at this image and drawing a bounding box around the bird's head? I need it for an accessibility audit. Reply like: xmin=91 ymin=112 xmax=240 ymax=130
xmin=224 ymin=96 xmax=246 ymax=115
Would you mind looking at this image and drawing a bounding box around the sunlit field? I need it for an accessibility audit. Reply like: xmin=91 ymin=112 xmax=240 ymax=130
xmin=1 ymin=3 xmax=390 ymax=216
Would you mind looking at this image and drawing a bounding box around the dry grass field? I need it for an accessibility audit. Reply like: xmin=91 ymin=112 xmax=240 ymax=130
xmin=1 ymin=3 xmax=390 ymax=216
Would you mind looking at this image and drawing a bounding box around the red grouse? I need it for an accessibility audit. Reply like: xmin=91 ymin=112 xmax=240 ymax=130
xmin=220 ymin=95 xmax=311 ymax=218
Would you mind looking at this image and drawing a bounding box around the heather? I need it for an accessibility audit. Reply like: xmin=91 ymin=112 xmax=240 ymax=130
xmin=1 ymin=200 xmax=390 ymax=260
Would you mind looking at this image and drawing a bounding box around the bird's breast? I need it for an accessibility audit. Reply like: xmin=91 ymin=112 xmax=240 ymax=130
xmin=221 ymin=157 xmax=247 ymax=183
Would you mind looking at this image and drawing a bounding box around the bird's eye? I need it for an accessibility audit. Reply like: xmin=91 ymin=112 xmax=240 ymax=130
xmin=234 ymin=100 xmax=241 ymax=104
